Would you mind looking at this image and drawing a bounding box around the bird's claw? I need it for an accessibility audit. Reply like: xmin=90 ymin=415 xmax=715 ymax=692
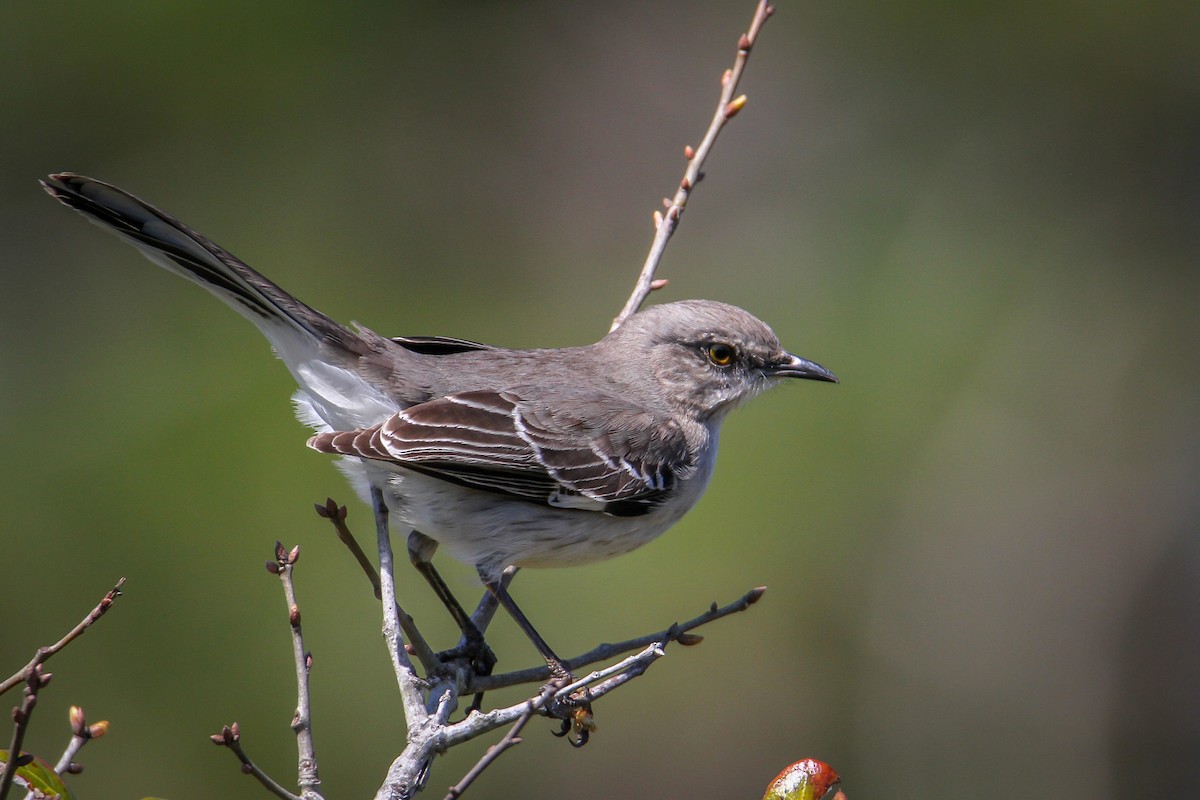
xmin=548 ymin=684 xmax=595 ymax=747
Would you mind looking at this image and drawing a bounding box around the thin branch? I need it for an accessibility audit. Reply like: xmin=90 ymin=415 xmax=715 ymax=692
xmin=315 ymin=498 xmax=381 ymax=599
xmin=318 ymin=497 xmax=441 ymax=676
xmin=371 ymin=585 xmax=767 ymax=798
xmin=211 ymin=723 xmax=300 ymax=800
xmin=553 ymin=641 xmax=664 ymax=700
xmin=0 ymin=665 xmax=48 ymax=800
xmin=433 ymin=586 xmax=767 ymax=754
xmin=439 ymin=643 xmax=654 ymax=752
xmin=269 ymin=543 xmax=324 ymax=800
xmin=467 ymin=585 xmax=766 ymax=694
xmin=442 ymin=684 xmax=557 ymax=800
xmin=611 ymin=0 xmax=776 ymax=331
xmin=54 ymin=733 xmax=86 ymax=777
xmin=0 ymin=578 xmax=126 ymax=697
xmin=371 ymin=487 xmax=429 ymax=725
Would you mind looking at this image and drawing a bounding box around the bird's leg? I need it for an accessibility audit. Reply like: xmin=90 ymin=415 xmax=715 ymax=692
xmin=478 ymin=566 xmax=570 ymax=679
xmin=464 ymin=567 xmax=510 ymax=640
xmin=408 ymin=531 xmax=497 ymax=684
xmin=478 ymin=568 xmax=594 ymax=744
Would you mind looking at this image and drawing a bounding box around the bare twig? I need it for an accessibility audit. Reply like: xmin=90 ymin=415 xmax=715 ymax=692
xmin=468 ymin=585 xmax=767 ymax=694
xmin=315 ymin=498 xmax=381 ymax=599
xmin=371 ymin=584 xmax=766 ymax=799
xmin=0 ymin=578 xmax=123 ymax=798
xmin=318 ymin=497 xmax=441 ymax=676
xmin=441 ymin=643 xmax=660 ymax=753
xmin=268 ymin=543 xmax=324 ymax=800
xmin=0 ymin=578 xmax=126 ymax=697
xmin=0 ymin=665 xmax=49 ymax=800
xmin=370 ymin=487 xmax=430 ymax=725
xmin=211 ymin=723 xmax=301 ymax=800
xmin=611 ymin=0 xmax=776 ymax=331
xmin=442 ymin=683 xmax=557 ymax=800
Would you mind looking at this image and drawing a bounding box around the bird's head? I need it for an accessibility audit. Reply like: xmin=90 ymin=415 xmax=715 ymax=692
xmin=604 ymin=299 xmax=837 ymax=422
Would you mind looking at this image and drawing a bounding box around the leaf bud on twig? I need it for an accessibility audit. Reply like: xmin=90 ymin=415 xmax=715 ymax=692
xmin=725 ymin=94 xmax=748 ymax=118
xmin=70 ymin=704 xmax=86 ymax=735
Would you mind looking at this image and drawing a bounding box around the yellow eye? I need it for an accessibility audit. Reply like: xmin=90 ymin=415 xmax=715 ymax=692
xmin=705 ymin=342 xmax=736 ymax=367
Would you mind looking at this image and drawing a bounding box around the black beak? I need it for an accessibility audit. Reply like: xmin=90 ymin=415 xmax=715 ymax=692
xmin=770 ymin=353 xmax=838 ymax=383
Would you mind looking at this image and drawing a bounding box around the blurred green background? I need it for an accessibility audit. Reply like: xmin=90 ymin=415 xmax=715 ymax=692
xmin=2 ymin=2 xmax=1197 ymax=799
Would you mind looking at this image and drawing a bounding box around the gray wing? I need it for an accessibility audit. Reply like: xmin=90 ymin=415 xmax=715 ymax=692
xmin=307 ymin=390 xmax=693 ymax=515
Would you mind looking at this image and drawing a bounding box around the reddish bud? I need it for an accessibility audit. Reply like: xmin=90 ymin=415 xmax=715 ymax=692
xmin=315 ymin=497 xmax=348 ymax=521
xmin=684 ymin=144 xmax=696 ymax=160
xmin=88 ymin=720 xmax=110 ymax=739
xmin=649 ymin=279 xmax=669 ymax=291
xmin=747 ymin=586 xmax=767 ymax=605
xmin=211 ymin=724 xmax=240 ymax=746
xmin=265 ymin=561 xmax=280 ymax=574
xmin=288 ymin=545 xmax=300 ymax=564
xmin=738 ymin=33 xmax=752 ymax=51
xmin=66 ymin=763 xmax=84 ymax=775
xmin=680 ymin=176 xmax=692 ymax=191
xmin=762 ymin=759 xmax=840 ymax=800
xmin=289 ymin=605 xmax=301 ymax=626
xmin=69 ymin=704 xmax=86 ymax=734
xmin=242 ymin=764 xmax=254 ymax=775
xmin=274 ymin=541 xmax=287 ymax=562
xmin=725 ymin=95 xmax=748 ymax=118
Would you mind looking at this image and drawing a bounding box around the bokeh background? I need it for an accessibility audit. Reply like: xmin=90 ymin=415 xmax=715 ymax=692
xmin=2 ymin=3 xmax=1197 ymax=799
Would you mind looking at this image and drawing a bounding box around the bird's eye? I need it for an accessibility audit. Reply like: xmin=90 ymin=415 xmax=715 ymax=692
xmin=704 ymin=342 xmax=736 ymax=367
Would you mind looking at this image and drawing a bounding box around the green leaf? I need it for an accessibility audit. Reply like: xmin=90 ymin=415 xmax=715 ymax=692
xmin=0 ymin=750 xmax=75 ymax=800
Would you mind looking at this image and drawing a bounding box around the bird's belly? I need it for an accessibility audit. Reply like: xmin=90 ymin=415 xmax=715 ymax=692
xmin=339 ymin=459 xmax=707 ymax=577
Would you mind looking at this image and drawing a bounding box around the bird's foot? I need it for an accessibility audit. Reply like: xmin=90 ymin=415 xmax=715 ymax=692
xmin=436 ymin=635 xmax=498 ymax=714
xmin=437 ymin=634 xmax=498 ymax=678
xmin=545 ymin=667 xmax=595 ymax=747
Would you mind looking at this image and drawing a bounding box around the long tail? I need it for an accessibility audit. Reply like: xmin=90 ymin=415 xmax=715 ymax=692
xmin=41 ymin=173 xmax=368 ymax=360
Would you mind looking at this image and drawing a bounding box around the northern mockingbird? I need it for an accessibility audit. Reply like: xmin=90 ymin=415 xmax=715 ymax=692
xmin=42 ymin=173 xmax=837 ymax=682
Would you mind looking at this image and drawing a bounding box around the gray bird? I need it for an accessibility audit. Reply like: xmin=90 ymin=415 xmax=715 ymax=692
xmin=41 ymin=173 xmax=837 ymax=683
